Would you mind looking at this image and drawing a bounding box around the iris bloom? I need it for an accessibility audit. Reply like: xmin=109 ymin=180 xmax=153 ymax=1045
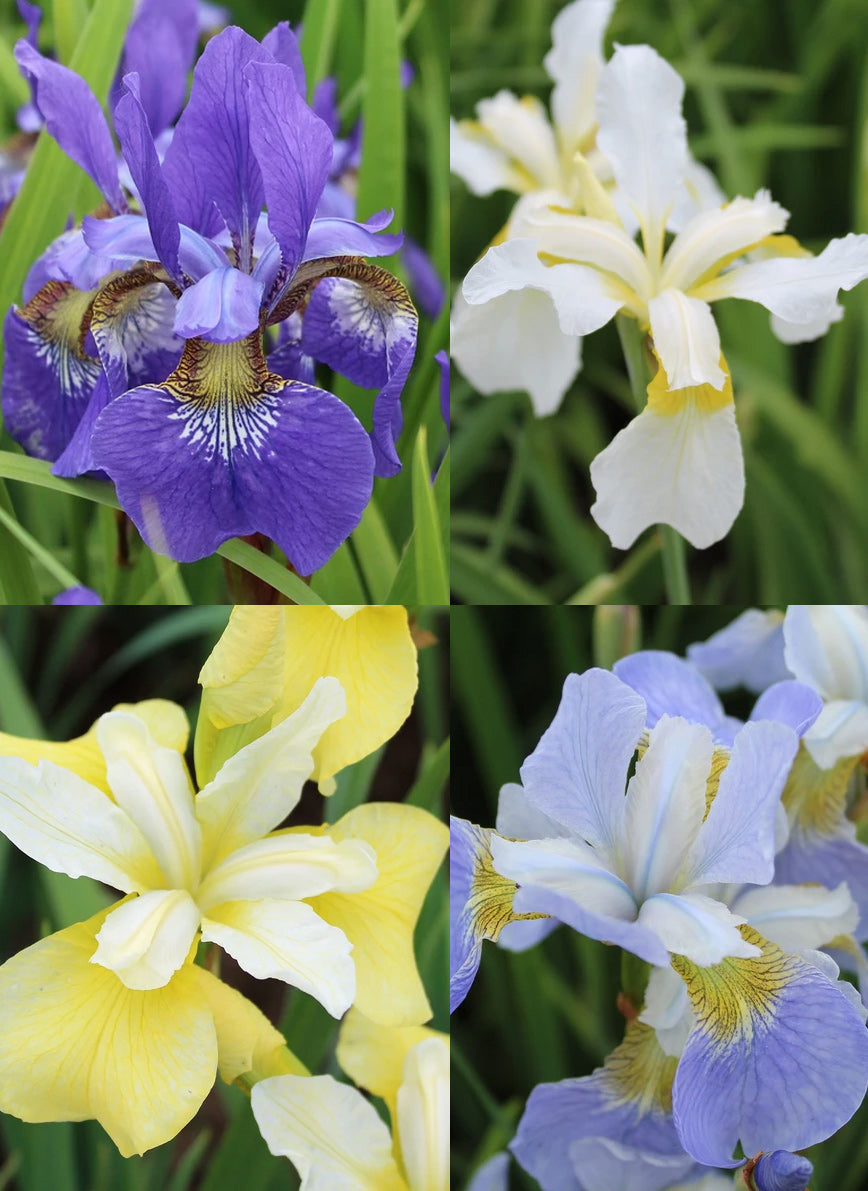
xmin=687 ymin=609 xmax=789 ymax=695
xmin=195 ymin=604 xmax=419 ymax=790
xmin=7 ymin=26 xmax=416 ymax=570
xmin=252 ymin=1010 xmax=448 ymax=1190
xmin=464 ymin=44 xmax=868 ymax=547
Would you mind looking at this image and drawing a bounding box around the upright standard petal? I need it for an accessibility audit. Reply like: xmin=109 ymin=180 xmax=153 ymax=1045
xmin=261 ymin=21 xmax=306 ymax=92
xmin=544 ymin=0 xmax=615 ymax=157
xmin=590 ymin=368 xmax=743 ymax=550
xmin=614 ymin=652 xmax=727 ymax=737
xmin=97 ymin=711 xmax=202 ymax=890
xmin=671 ymin=926 xmax=868 ymax=1166
xmin=519 ymin=668 xmax=646 ymax=856
xmin=114 ymin=0 xmax=199 ymax=136
xmin=90 ymin=333 xmax=375 ymax=571
xmin=245 ymin=59 xmax=332 ymax=276
xmin=510 ymin=1021 xmax=683 ymax=1191
xmin=251 ymin=1074 xmax=407 ymax=1191
xmin=14 ymin=42 xmax=125 ymax=212
xmin=0 ymin=911 xmax=218 ymax=1157
xmin=687 ymin=609 xmax=789 ymax=693
xmin=595 ymin=45 xmax=688 ymax=263
xmin=161 ymin=26 xmax=272 ymax=244
xmin=299 ymin=263 xmax=418 ymax=476
xmin=749 ymin=680 xmax=822 ymax=739
xmin=2 ymin=284 xmax=100 ymax=462
xmin=783 ymin=604 xmax=868 ymax=703
xmin=450 ymin=286 xmax=581 ymax=416
xmin=397 ymin=1037 xmax=450 ymax=1191
xmin=474 ymin=91 xmax=561 ymax=190
xmin=683 ymin=719 xmax=798 ymax=888
xmin=0 ymin=754 xmax=163 ymax=892
xmin=308 ymin=803 xmax=449 ymax=1026
xmin=195 ymin=676 xmax=346 ymax=867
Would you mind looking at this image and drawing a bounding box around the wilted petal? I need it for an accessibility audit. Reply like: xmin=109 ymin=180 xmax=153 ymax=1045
xmin=91 ymin=333 xmax=375 ymax=571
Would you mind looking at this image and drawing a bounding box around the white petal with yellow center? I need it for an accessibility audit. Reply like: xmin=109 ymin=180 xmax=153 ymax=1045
xmin=201 ymin=900 xmax=357 ymax=1018
xmin=463 ymin=238 xmax=623 ymax=337
xmin=450 ymin=287 xmax=581 ymax=416
xmin=98 ymin=712 xmax=201 ymax=889
xmin=449 ymin=117 xmax=528 ymax=197
xmin=475 ymin=91 xmax=561 ymax=191
xmin=0 ymin=754 xmax=163 ymax=893
xmin=647 ymin=289 xmax=725 ymax=390
xmin=197 ymin=832 xmax=377 ymax=910
xmin=660 ymin=191 xmax=789 ymax=293
xmin=596 ymin=45 xmax=688 ymax=265
xmin=91 ymin=888 xmax=201 ymax=990
xmin=195 ymin=676 xmax=347 ymax=866
xmin=734 ymin=882 xmax=858 ymax=952
xmin=590 ymin=395 xmax=744 ymax=550
xmin=530 ymin=210 xmax=652 ymax=300
xmin=251 ymin=1074 xmax=407 ymax=1191
xmin=397 ymin=1037 xmax=450 ymax=1191
xmin=544 ymin=0 xmax=614 ymax=158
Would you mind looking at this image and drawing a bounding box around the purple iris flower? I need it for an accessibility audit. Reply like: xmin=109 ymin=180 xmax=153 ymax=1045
xmin=51 ymin=585 xmax=103 ymax=605
xmin=5 ymin=23 xmax=419 ymax=573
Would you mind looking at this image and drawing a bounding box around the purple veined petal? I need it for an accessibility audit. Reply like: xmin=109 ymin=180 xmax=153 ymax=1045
xmin=312 ymin=76 xmax=340 ymax=134
xmin=52 ymin=370 xmax=112 ymax=478
xmin=113 ymin=74 xmax=182 ymax=283
xmin=244 ymin=59 xmax=332 ymax=276
xmin=13 ymin=41 xmax=126 ymax=214
xmin=2 ymin=283 xmax=100 ymax=462
xmin=749 ymin=680 xmax=823 ymax=738
xmin=511 ymin=1021 xmax=688 ymax=1191
xmin=174 ymin=267 xmax=263 ymax=342
xmin=434 ymin=349 xmax=449 ymax=426
xmin=671 ymin=928 xmax=868 ymax=1166
xmin=267 ymin=313 xmax=316 ymax=386
xmin=401 ymin=236 xmax=445 ymax=319
xmin=450 ymin=816 xmax=492 ymax=1013
xmin=614 ymin=651 xmax=726 ymax=736
xmin=775 ymin=825 xmax=868 ymax=942
xmin=82 ymin=213 xmax=230 ymax=279
xmin=23 ymin=228 xmax=114 ymax=298
xmin=51 ymin=586 xmax=103 ymax=605
xmin=519 ymin=668 xmax=647 ymax=858
xmin=687 ymin=609 xmax=790 ymax=694
xmin=569 ymin=1138 xmax=702 ymax=1191
xmin=299 ymin=265 xmax=417 ymax=476
xmin=91 ymin=333 xmax=375 ymax=571
xmin=301 ymin=211 xmax=403 ymax=263
xmin=112 ymin=0 xmax=199 ymax=137
xmin=261 ymin=21 xmax=305 ymax=93
xmin=162 ymin=26 xmax=272 ymax=249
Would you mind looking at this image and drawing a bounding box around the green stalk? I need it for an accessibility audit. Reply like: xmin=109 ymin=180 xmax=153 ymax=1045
xmin=615 ymin=315 xmax=692 ymax=606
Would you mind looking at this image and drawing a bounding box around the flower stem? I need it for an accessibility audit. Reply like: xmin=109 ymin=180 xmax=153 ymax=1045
xmin=615 ymin=315 xmax=692 ymax=605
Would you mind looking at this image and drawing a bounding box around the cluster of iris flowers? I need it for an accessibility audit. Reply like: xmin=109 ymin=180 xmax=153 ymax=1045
xmin=453 ymin=605 xmax=868 ymax=1191
xmin=1 ymin=0 xmax=439 ymax=582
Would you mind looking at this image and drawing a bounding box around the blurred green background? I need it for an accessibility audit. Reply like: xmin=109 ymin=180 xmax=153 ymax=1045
xmin=452 ymin=0 xmax=868 ymax=604
xmin=452 ymin=604 xmax=868 ymax=1191
xmin=0 ymin=605 xmax=449 ymax=1191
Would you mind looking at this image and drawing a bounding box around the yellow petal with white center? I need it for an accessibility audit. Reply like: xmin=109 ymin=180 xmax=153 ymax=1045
xmin=0 ymin=910 xmax=217 ymax=1157
xmin=195 ymin=676 xmax=347 ymax=868
xmin=190 ymin=965 xmax=302 ymax=1084
xmin=397 ymin=1037 xmax=450 ymax=1191
xmin=308 ymin=803 xmax=449 ymax=1026
xmin=275 ymin=606 xmax=419 ymax=785
xmin=0 ymin=698 xmax=188 ymax=795
xmin=196 ymin=832 xmax=377 ymax=909
xmin=337 ymin=1008 xmax=442 ymax=1115
xmin=251 ymin=1074 xmax=408 ymax=1191
xmin=331 ymin=605 xmax=367 ymax=619
xmin=0 ymin=754 xmax=164 ymax=892
xmin=98 ymin=711 xmax=202 ymax=889
xmin=91 ymin=888 xmax=202 ymax=990
xmin=201 ymin=899 xmax=356 ymax=1018
xmin=660 ymin=191 xmax=789 ymax=294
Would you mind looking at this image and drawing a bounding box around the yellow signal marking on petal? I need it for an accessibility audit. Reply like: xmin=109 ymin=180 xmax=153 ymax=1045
xmin=688 ymin=232 xmax=811 ymax=296
xmin=537 ymin=250 xmax=642 ymax=317
xmin=645 ymin=349 xmax=734 ymax=416
xmin=781 ymin=745 xmax=860 ymax=835
xmin=466 ymin=832 xmax=548 ymax=946
xmin=19 ymin=279 xmax=97 ymax=357
xmin=604 ymin=1020 xmax=678 ymax=1115
xmin=671 ymin=925 xmax=796 ymax=1046
xmin=704 ymin=746 xmax=731 ymax=818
